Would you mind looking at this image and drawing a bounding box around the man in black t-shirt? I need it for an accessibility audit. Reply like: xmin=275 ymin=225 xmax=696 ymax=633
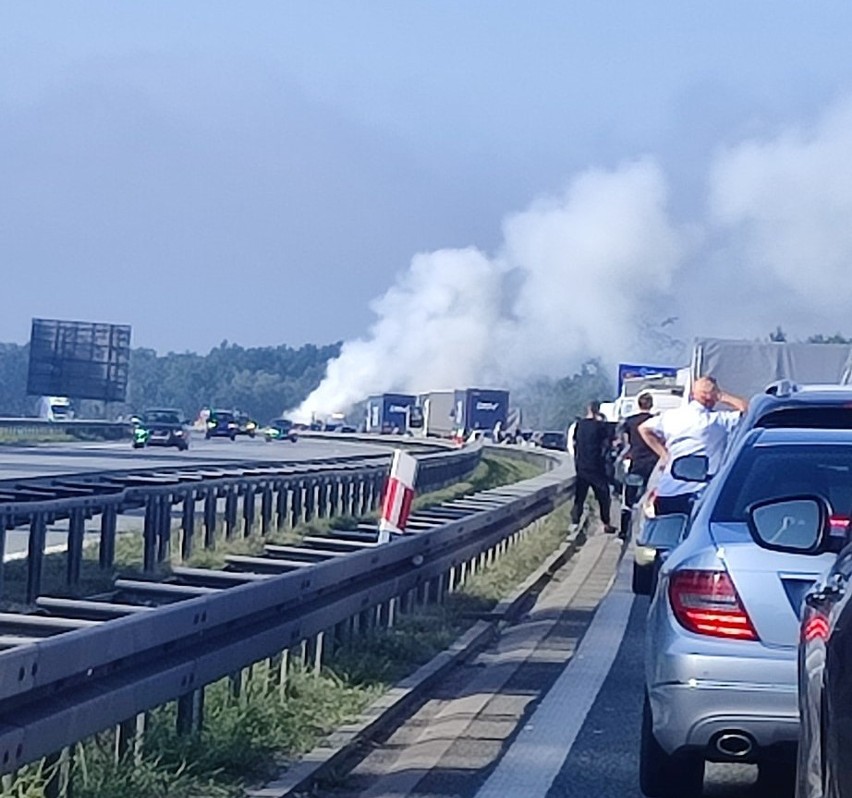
xmin=619 ymin=392 xmax=660 ymax=507
xmin=571 ymin=400 xmax=616 ymax=533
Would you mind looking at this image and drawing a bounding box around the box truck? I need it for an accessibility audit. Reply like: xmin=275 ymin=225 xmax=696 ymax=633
xmin=365 ymin=393 xmax=417 ymax=434
xmin=416 ymin=390 xmax=456 ymax=438
xmin=453 ymin=388 xmax=509 ymax=437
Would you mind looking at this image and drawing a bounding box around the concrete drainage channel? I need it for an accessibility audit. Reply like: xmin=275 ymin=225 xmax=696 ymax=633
xmin=249 ymin=451 xmax=578 ymax=798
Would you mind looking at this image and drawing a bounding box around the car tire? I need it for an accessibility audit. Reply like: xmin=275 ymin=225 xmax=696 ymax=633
xmin=633 ymin=563 xmax=653 ymax=595
xmin=640 ymin=695 xmax=704 ymax=798
xmin=205 ymin=432 xmax=211 ymax=440
xmin=132 ymin=442 xmax=144 ymax=450
xmin=290 ymin=435 xmax=297 ymax=443
xmin=229 ymin=434 xmax=236 ymax=442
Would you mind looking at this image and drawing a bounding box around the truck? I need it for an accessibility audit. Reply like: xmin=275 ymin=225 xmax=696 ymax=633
xmin=453 ymin=388 xmax=509 ymax=438
xmin=689 ymin=337 xmax=852 ymax=401
xmin=37 ymin=396 xmax=72 ymax=421
xmin=415 ymin=390 xmax=456 ymax=438
xmin=365 ymin=393 xmax=417 ymax=434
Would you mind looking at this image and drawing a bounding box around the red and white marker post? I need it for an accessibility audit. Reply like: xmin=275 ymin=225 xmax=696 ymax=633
xmin=378 ymin=449 xmax=418 ymax=543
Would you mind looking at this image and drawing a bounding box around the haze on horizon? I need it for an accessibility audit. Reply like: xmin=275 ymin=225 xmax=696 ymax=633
xmin=3 ymin=1 xmax=852 ymax=386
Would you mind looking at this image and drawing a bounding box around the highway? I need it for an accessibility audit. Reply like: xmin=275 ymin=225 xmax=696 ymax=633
xmin=0 ymin=434 xmax=393 ymax=559
xmin=315 ymin=535 xmax=772 ymax=798
xmin=0 ymin=434 xmax=391 ymax=481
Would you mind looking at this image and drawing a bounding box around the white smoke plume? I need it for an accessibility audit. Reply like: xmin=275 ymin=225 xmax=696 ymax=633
xmin=296 ymin=94 xmax=852 ymax=423
xmin=295 ymin=159 xmax=683 ymax=421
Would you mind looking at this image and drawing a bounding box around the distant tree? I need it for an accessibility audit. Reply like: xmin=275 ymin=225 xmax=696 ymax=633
xmin=807 ymin=333 xmax=852 ymax=344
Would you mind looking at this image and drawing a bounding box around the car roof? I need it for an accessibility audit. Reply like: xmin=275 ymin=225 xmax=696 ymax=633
xmin=752 ymin=427 xmax=852 ymax=446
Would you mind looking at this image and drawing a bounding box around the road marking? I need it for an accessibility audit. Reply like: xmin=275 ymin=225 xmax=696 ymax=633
xmin=473 ymin=549 xmax=634 ymax=798
xmin=348 ymin=534 xmax=618 ymax=798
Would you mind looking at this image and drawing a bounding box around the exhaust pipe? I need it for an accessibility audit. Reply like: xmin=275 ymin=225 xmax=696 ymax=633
xmin=713 ymin=731 xmax=754 ymax=759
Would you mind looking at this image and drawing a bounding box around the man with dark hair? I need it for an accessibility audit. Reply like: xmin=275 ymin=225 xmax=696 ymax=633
xmin=571 ymin=400 xmax=616 ymax=533
xmin=620 ymin=392 xmax=659 ymax=498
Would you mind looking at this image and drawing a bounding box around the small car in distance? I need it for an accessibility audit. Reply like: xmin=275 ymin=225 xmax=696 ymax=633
xmin=205 ymin=409 xmax=239 ymax=440
xmin=264 ymin=418 xmax=298 ymax=443
xmin=234 ymin=412 xmax=259 ymax=438
xmin=133 ymin=408 xmax=190 ymax=451
xmin=537 ymin=430 xmax=568 ymax=451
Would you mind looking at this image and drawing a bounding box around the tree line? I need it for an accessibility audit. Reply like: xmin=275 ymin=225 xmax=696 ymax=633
xmin=0 ymin=338 xmax=614 ymax=431
xmin=0 ymin=340 xmax=341 ymax=423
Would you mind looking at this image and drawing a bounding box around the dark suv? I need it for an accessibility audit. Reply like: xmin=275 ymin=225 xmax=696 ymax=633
xmin=134 ymin=408 xmax=190 ymax=451
xmin=205 ymin=409 xmax=239 ymax=440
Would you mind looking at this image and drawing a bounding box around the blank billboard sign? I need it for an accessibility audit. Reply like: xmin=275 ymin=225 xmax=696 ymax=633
xmin=27 ymin=318 xmax=132 ymax=402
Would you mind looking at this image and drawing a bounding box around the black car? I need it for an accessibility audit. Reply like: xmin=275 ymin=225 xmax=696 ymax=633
xmin=537 ymin=430 xmax=567 ymax=451
xmin=205 ymin=409 xmax=239 ymax=440
xmin=134 ymin=408 xmax=190 ymax=451
xmin=795 ymin=484 xmax=852 ymax=798
xmin=234 ymin=412 xmax=259 ymax=438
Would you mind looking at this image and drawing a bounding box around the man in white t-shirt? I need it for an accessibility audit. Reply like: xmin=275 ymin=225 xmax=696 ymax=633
xmin=638 ymin=376 xmax=749 ymax=516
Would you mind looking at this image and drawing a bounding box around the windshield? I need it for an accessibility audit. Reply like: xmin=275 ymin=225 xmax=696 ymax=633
xmin=144 ymin=410 xmax=181 ymax=424
xmin=712 ymin=443 xmax=852 ymax=523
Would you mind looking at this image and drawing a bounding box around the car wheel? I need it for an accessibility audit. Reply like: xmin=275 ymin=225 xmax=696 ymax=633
xmin=205 ymin=432 xmax=211 ymax=440
xmin=230 ymin=434 xmax=236 ymax=441
xmin=290 ymin=434 xmax=297 ymax=443
xmin=640 ymin=695 xmax=704 ymax=797
xmin=632 ymin=563 xmax=653 ymax=595
xmin=132 ymin=442 xmax=144 ymax=450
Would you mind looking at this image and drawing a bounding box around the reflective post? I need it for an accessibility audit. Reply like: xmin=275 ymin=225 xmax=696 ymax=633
xmin=66 ymin=508 xmax=86 ymax=586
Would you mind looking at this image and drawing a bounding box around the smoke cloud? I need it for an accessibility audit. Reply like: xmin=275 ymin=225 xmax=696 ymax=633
xmin=296 ymin=95 xmax=852 ymax=422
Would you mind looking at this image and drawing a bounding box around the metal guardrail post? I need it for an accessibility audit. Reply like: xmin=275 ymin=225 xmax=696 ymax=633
xmin=176 ymin=687 xmax=205 ymax=735
xmin=243 ymin=485 xmax=256 ymax=538
xmin=304 ymin=479 xmax=316 ymax=523
xmin=290 ymin=481 xmax=303 ymax=527
xmin=99 ymin=506 xmax=117 ymax=570
xmin=0 ymin=516 xmax=7 ymax=594
xmin=143 ymin=495 xmax=159 ymax=572
xmin=181 ymin=490 xmax=196 ymax=560
xmin=204 ymin=489 xmax=217 ymax=549
xmin=26 ymin=513 xmax=47 ymax=603
xmin=157 ymin=494 xmax=172 ymax=563
xmin=66 ymin=509 xmax=85 ymax=586
xmin=275 ymin=480 xmax=288 ymax=530
xmin=260 ymin=483 xmax=273 ymax=535
xmin=224 ymin=488 xmax=238 ymax=540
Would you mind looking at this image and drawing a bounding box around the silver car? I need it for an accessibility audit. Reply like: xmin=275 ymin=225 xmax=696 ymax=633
xmin=641 ymin=428 xmax=852 ymax=797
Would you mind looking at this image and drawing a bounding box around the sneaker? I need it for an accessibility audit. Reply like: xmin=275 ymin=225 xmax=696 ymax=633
xmin=604 ymin=525 xmax=618 ymax=534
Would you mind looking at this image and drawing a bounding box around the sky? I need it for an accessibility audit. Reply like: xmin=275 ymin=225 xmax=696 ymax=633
xmin=3 ymin=3 xmax=852 ymax=397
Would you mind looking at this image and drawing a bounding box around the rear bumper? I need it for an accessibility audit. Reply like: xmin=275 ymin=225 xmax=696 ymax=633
xmin=649 ymin=671 xmax=798 ymax=755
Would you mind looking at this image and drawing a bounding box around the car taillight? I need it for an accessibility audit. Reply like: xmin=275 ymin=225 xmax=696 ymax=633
xmin=668 ymin=570 xmax=758 ymax=641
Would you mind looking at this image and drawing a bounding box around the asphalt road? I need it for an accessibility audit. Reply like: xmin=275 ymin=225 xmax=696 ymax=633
xmin=0 ymin=433 xmax=391 ymax=481
xmin=318 ymin=540 xmax=780 ymax=798
xmin=0 ymin=434 xmax=393 ymax=559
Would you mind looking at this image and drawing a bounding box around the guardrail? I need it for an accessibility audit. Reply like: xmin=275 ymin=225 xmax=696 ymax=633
xmin=0 ymin=418 xmax=131 ymax=442
xmin=0 ymin=446 xmax=571 ymax=778
xmin=0 ymin=444 xmax=482 ymax=604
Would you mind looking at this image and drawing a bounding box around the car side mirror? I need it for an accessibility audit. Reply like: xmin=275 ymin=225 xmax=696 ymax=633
xmin=747 ymin=496 xmax=832 ymax=554
xmin=637 ymin=514 xmax=689 ymax=549
xmin=671 ymin=454 xmax=710 ymax=483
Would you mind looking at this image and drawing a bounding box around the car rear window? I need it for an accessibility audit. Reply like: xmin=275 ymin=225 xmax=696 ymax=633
xmin=712 ymin=444 xmax=852 ymax=523
xmin=756 ymin=407 xmax=852 ymax=429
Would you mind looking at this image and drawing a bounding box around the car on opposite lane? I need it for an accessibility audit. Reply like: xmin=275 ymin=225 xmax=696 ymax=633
xmin=133 ymin=408 xmax=190 ymax=451
xmin=641 ymin=428 xmax=852 ymax=797
xmin=205 ymin=409 xmax=239 ymax=440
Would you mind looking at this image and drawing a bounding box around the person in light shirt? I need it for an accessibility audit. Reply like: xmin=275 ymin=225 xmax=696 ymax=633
xmin=638 ymin=376 xmax=749 ymax=516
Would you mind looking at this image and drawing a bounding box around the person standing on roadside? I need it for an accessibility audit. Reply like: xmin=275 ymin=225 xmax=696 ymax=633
xmin=619 ymin=392 xmax=660 ymax=506
xmin=571 ymin=400 xmax=617 ymax=533
xmin=638 ymin=376 xmax=748 ymax=516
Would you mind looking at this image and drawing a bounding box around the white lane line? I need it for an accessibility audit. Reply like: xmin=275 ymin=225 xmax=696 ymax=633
xmin=473 ymin=551 xmax=634 ymax=798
